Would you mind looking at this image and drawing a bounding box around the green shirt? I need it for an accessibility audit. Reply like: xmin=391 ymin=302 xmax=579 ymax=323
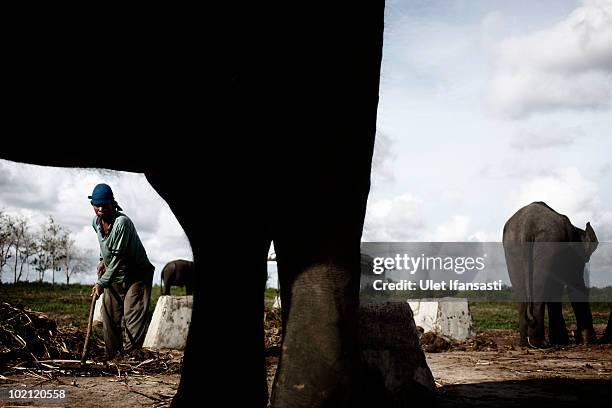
xmin=92 ymin=212 xmax=154 ymax=288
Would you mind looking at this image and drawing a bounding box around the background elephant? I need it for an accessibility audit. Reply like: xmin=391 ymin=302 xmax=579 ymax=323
xmin=503 ymin=202 xmax=599 ymax=348
xmin=597 ymin=310 xmax=612 ymax=344
xmin=2 ymin=2 xmax=385 ymax=407
xmin=161 ymin=260 xmax=194 ymax=296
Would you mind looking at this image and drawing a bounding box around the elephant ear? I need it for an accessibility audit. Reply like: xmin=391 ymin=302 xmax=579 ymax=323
xmin=584 ymin=222 xmax=599 ymax=260
xmin=585 ymin=222 xmax=598 ymax=243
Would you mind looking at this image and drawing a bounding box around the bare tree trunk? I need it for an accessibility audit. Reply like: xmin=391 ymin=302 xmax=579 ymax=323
xmin=13 ymin=246 xmax=19 ymax=283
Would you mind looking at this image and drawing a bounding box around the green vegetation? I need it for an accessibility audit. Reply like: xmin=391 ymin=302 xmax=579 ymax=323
xmin=0 ymin=282 xmax=281 ymax=329
xmin=0 ymin=282 xmax=607 ymax=331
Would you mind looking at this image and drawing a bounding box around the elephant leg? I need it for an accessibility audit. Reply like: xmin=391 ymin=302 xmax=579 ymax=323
xmin=570 ymin=301 xmax=596 ymax=344
xmin=547 ymin=302 xmax=569 ymax=345
xmin=162 ymin=263 xmax=175 ymax=296
xmin=162 ymin=282 xmax=170 ymax=296
xmin=526 ymin=245 xmax=555 ymax=348
xmin=517 ymin=303 xmax=529 ymax=347
xmin=171 ymin=240 xmax=270 ymax=407
xmin=526 ymin=303 xmax=548 ymax=348
xmin=597 ymin=310 xmax=612 ymax=344
xmin=271 ymin=241 xmax=362 ymax=408
xmin=567 ymin=277 xmax=596 ymax=344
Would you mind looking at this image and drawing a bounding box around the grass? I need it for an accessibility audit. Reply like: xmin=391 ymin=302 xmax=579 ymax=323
xmin=0 ymin=282 xmax=280 ymax=329
xmin=470 ymin=301 xmax=611 ymax=330
xmin=0 ymin=282 xmax=606 ymax=331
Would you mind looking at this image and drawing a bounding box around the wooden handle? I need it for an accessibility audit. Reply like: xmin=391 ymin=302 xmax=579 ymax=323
xmin=81 ymin=293 xmax=98 ymax=364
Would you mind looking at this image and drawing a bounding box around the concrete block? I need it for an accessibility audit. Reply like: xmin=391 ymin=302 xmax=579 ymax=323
xmin=143 ymin=295 xmax=193 ymax=350
xmin=272 ymin=295 xmax=281 ymax=309
xmin=359 ymin=302 xmax=436 ymax=402
xmin=408 ymin=298 xmax=474 ymax=340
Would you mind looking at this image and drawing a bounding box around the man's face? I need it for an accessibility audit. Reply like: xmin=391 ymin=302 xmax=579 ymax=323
xmin=92 ymin=203 xmax=114 ymax=218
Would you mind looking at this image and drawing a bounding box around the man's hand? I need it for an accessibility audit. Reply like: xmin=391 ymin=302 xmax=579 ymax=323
xmin=91 ymin=283 xmax=103 ymax=299
xmin=96 ymin=260 xmax=105 ymax=278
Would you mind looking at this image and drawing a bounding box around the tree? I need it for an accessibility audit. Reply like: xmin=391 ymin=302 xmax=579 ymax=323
xmin=40 ymin=216 xmax=63 ymax=284
xmin=17 ymin=230 xmax=36 ymax=282
xmin=57 ymin=233 xmax=94 ymax=285
xmin=0 ymin=211 xmax=12 ymax=284
xmin=32 ymin=236 xmax=51 ymax=282
xmin=8 ymin=215 xmax=30 ymax=283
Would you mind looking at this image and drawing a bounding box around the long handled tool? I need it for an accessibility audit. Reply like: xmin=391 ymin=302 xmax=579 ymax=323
xmin=81 ymin=293 xmax=98 ymax=365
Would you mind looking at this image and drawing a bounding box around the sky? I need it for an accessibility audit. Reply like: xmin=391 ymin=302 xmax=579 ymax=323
xmin=365 ymin=0 xmax=612 ymax=243
xmin=1 ymin=0 xmax=611 ymax=285
xmin=0 ymin=164 xmax=192 ymax=285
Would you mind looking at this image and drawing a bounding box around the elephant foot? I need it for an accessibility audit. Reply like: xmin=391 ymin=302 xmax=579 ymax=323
xmin=549 ymin=331 xmax=569 ymax=346
xmin=526 ymin=337 xmax=550 ymax=349
xmin=575 ymin=328 xmax=597 ymax=345
xmin=549 ymin=338 xmax=569 ymax=346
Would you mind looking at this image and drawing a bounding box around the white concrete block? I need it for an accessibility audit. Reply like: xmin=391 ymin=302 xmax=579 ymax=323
xmin=408 ymin=298 xmax=474 ymax=340
xmin=143 ymin=295 xmax=193 ymax=350
xmin=272 ymin=295 xmax=281 ymax=309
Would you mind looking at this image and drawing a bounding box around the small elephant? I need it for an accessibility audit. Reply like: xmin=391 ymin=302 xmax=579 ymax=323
xmin=503 ymin=201 xmax=598 ymax=348
xmin=161 ymin=259 xmax=194 ymax=296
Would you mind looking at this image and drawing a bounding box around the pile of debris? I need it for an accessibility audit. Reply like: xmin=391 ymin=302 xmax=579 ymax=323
xmin=0 ymin=302 xmax=181 ymax=378
xmin=264 ymin=307 xmax=282 ymax=356
xmin=0 ymin=301 xmax=104 ymax=362
xmin=418 ymin=329 xmax=499 ymax=353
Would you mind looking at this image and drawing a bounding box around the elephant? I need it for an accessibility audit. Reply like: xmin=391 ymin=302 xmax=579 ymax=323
xmin=502 ymin=201 xmax=599 ymax=348
xmin=161 ymin=259 xmax=194 ymax=296
xmin=600 ymin=311 xmax=612 ymax=343
xmin=2 ymin=2 xmax=386 ymax=406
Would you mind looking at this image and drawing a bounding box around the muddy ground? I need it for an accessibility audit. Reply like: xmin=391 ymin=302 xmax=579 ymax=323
xmin=1 ymin=325 xmax=610 ymax=407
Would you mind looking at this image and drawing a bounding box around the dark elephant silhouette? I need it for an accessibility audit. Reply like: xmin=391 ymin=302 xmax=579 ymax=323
xmin=601 ymin=311 xmax=612 ymax=343
xmin=2 ymin=2 xmax=386 ymax=406
xmin=503 ymin=202 xmax=598 ymax=348
xmin=161 ymin=260 xmax=194 ymax=296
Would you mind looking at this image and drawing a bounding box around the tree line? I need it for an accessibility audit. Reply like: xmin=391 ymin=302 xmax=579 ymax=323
xmin=0 ymin=211 xmax=95 ymax=285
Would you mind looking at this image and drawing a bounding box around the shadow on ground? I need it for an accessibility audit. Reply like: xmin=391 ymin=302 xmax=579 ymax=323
xmin=437 ymin=378 xmax=612 ymax=407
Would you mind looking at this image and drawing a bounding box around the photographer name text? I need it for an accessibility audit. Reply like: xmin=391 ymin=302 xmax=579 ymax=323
xmin=372 ymin=279 xmax=505 ymax=291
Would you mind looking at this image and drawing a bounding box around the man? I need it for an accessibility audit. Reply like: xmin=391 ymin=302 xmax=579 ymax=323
xmin=89 ymin=183 xmax=155 ymax=358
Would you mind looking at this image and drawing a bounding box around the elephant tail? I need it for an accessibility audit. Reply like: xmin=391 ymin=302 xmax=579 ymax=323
xmin=525 ymin=241 xmax=537 ymax=328
xmin=160 ymin=268 xmax=163 ymax=295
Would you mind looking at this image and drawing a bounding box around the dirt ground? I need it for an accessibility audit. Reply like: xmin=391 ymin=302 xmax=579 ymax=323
xmin=430 ymin=325 xmax=612 ymax=407
xmin=2 ymin=325 xmax=611 ymax=407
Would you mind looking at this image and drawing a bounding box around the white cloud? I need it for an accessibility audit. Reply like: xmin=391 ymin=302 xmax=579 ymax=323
xmin=597 ymin=210 xmax=612 ymax=242
xmin=488 ymin=0 xmax=612 ymax=118
xmin=509 ymin=125 xmax=583 ymax=150
xmin=510 ymin=167 xmax=611 ymax=238
xmin=371 ymin=131 xmax=396 ymax=189
xmin=431 ymin=215 xmax=470 ymax=242
xmin=363 ymin=193 xmax=424 ymax=241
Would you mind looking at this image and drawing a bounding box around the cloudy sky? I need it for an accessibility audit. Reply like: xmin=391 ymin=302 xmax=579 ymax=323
xmin=0 ymin=164 xmax=192 ymax=285
xmin=365 ymin=0 xmax=612 ymax=243
xmin=1 ymin=0 xmax=611 ymax=285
